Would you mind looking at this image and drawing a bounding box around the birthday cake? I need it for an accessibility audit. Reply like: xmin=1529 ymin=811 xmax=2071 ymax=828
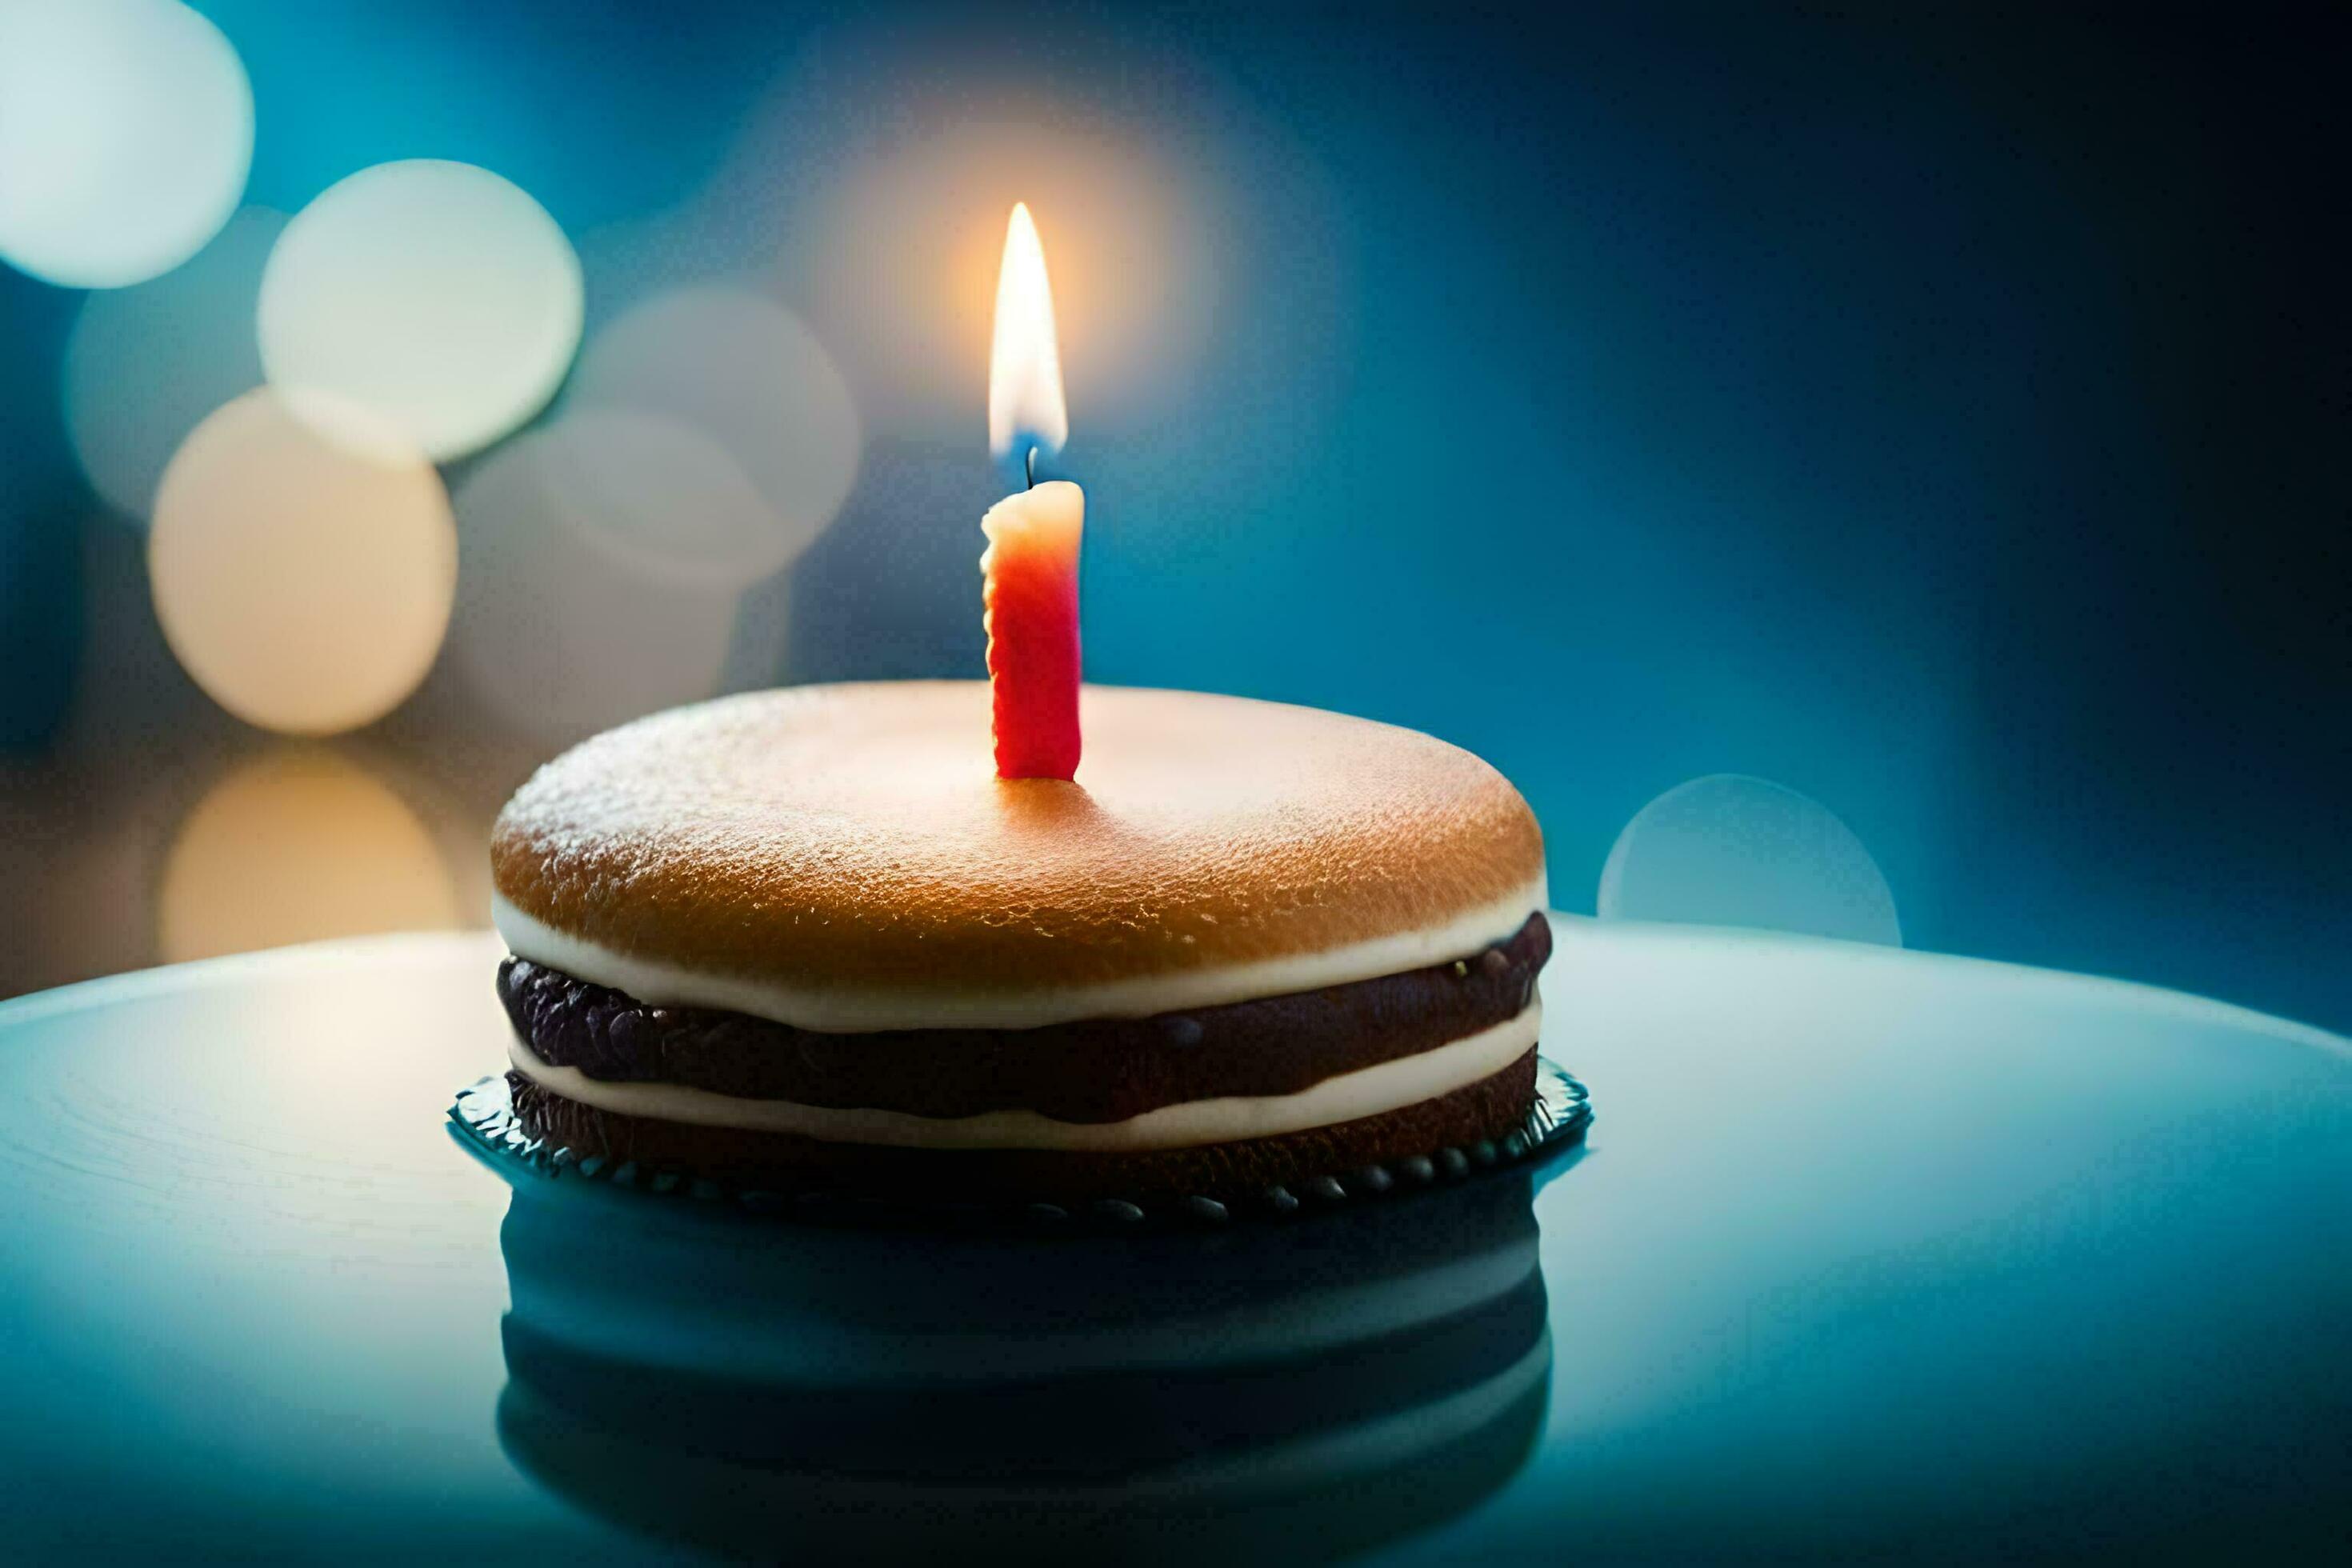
xmin=490 ymin=679 xmax=1550 ymax=1203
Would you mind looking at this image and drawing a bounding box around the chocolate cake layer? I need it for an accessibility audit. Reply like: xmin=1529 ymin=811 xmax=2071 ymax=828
xmin=500 ymin=912 xmax=1549 ymax=1124
xmin=505 ymin=1047 xmax=1539 ymax=1203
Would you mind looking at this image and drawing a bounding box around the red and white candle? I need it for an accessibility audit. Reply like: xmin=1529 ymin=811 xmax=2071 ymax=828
xmin=981 ymin=478 xmax=1082 ymax=779
xmin=982 ymin=202 xmax=1083 ymax=781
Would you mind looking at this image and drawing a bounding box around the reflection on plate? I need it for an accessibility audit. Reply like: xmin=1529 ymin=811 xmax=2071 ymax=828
xmin=488 ymin=1152 xmax=1573 ymax=1562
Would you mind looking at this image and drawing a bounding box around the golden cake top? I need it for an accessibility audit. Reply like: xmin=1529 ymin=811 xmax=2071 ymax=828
xmin=491 ymin=681 xmax=1545 ymax=1023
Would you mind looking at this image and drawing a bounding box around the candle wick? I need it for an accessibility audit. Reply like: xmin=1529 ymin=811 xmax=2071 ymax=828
xmin=1025 ymin=445 xmax=1037 ymax=490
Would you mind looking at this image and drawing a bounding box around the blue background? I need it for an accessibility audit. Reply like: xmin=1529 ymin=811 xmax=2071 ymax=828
xmin=2 ymin=2 xmax=2344 ymax=1030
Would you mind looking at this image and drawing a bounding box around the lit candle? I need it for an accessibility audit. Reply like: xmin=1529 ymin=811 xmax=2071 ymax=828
xmin=981 ymin=203 xmax=1083 ymax=781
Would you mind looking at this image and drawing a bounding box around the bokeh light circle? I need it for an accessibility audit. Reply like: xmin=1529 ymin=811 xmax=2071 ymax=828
xmin=449 ymin=426 xmax=744 ymax=742
xmin=0 ymin=0 xmax=254 ymax=289
xmin=1598 ymin=774 xmax=1902 ymax=946
xmin=259 ymin=160 xmax=582 ymax=461
xmin=532 ymin=410 xmax=803 ymax=590
xmin=150 ymin=390 xmax=457 ymax=735
xmin=570 ymin=286 xmax=859 ymax=572
xmin=159 ymin=748 xmax=461 ymax=964
xmin=63 ymin=206 xmax=286 ymax=521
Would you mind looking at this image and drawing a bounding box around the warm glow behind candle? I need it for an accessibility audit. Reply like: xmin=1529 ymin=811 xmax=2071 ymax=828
xmin=987 ymin=202 xmax=1068 ymax=462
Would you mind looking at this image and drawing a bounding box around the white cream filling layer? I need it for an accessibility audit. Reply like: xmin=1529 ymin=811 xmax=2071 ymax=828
xmin=492 ymin=875 xmax=1546 ymax=1033
xmin=508 ymin=1001 xmax=1541 ymax=1152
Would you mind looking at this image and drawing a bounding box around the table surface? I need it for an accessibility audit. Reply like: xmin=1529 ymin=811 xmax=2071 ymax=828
xmin=1 ymin=920 xmax=2346 ymax=1562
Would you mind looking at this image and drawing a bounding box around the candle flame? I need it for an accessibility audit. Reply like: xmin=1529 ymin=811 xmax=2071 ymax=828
xmin=987 ymin=202 xmax=1068 ymax=461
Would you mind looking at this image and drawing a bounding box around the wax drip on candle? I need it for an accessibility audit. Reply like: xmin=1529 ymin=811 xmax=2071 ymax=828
xmin=984 ymin=205 xmax=1082 ymax=781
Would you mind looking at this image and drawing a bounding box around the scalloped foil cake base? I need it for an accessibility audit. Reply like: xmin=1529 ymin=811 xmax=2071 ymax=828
xmin=450 ymin=1058 xmax=1591 ymax=1231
